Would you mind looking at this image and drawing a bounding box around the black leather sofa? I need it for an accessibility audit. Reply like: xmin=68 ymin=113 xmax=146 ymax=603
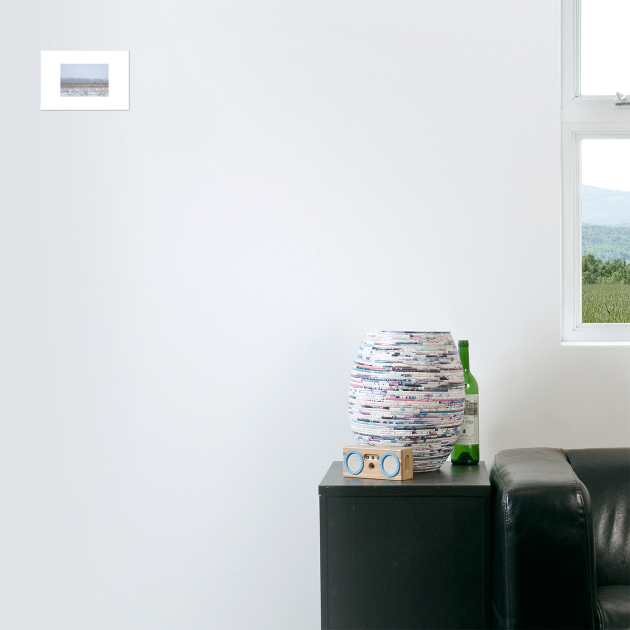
xmin=490 ymin=448 xmax=630 ymax=630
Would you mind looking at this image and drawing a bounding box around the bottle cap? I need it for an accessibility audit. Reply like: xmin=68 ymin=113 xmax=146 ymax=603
xmin=458 ymin=340 xmax=469 ymax=347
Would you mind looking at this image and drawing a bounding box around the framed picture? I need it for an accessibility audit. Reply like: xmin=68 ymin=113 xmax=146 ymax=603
xmin=41 ymin=51 xmax=129 ymax=111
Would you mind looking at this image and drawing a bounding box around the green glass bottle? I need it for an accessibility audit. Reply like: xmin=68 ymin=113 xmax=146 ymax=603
xmin=451 ymin=340 xmax=479 ymax=465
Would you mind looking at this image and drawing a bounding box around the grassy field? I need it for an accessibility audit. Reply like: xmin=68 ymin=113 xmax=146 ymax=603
xmin=60 ymin=83 xmax=109 ymax=97
xmin=582 ymin=284 xmax=630 ymax=323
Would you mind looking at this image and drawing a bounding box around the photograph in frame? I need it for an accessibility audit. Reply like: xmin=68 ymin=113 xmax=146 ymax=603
xmin=60 ymin=64 xmax=109 ymax=98
xmin=41 ymin=51 xmax=129 ymax=110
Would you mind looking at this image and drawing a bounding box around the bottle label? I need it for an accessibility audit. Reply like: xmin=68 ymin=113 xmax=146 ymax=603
xmin=456 ymin=394 xmax=478 ymax=445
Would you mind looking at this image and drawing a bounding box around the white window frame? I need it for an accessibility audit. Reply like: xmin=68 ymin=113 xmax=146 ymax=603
xmin=561 ymin=0 xmax=630 ymax=344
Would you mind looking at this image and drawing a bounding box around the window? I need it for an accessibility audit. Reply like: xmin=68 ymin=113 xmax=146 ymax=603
xmin=561 ymin=0 xmax=630 ymax=344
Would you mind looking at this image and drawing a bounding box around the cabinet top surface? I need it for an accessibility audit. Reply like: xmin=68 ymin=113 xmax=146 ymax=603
xmin=319 ymin=461 xmax=490 ymax=497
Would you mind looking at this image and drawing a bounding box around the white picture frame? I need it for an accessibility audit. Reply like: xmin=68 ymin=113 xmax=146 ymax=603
xmin=41 ymin=51 xmax=129 ymax=111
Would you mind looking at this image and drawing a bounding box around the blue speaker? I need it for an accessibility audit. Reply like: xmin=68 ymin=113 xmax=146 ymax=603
xmin=342 ymin=446 xmax=413 ymax=480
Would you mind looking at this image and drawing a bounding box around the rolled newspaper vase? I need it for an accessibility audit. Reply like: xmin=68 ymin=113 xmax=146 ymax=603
xmin=348 ymin=331 xmax=465 ymax=473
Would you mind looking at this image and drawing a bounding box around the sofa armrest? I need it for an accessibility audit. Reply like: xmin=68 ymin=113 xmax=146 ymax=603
xmin=490 ymin=448 xmax=598 ymax=630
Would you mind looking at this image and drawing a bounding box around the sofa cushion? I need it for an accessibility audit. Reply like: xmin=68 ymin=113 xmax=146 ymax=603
xmin=597 ymin=585 xmax=630 ymax=630
xmin=564 ymin=449 xmax=630 ymax=587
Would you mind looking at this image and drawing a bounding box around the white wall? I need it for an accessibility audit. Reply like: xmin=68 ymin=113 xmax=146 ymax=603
xmin=0 ymin=1 xmax=628 ymax=628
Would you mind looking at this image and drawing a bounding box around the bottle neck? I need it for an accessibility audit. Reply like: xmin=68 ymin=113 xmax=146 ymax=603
xmin=459 ymin=345 xmax=470 ymax=372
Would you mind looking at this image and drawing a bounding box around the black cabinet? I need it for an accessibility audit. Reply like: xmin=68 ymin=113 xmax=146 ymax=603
xmin=319 ymin=461 xmax=490 ymax=630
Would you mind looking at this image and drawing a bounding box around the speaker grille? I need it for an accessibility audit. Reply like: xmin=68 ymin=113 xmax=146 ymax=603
xmin=382 ymin=454 xmax=399 ymax=476
xmin=346 ymin=452 xmax=363 ymax=474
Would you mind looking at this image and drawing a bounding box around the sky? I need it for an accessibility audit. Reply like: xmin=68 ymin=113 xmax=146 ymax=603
xmin=580 ymin=2 xmax=630 ymax=194
xmin=60 ymin=63 xmax=109 ymax=80
xmin=582 ymin=139 xmax=630 ymax=193
xmin=582 ymin=0 xmax=630 ymax=96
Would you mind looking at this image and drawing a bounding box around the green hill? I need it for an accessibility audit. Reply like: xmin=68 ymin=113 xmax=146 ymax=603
xmin=583 ymin=185 xmax=630 ymax=225
xmin=581 ymin=186 xmax=630 ymax=283
xmin=582 ymin=224 xmax=630 ymax=261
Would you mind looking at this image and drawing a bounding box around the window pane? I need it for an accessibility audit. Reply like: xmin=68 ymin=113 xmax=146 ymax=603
xmin=582 ymin=139 xmax=630 ymax=322
xmin=581 ymin=0 xmax=630 ymax=95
